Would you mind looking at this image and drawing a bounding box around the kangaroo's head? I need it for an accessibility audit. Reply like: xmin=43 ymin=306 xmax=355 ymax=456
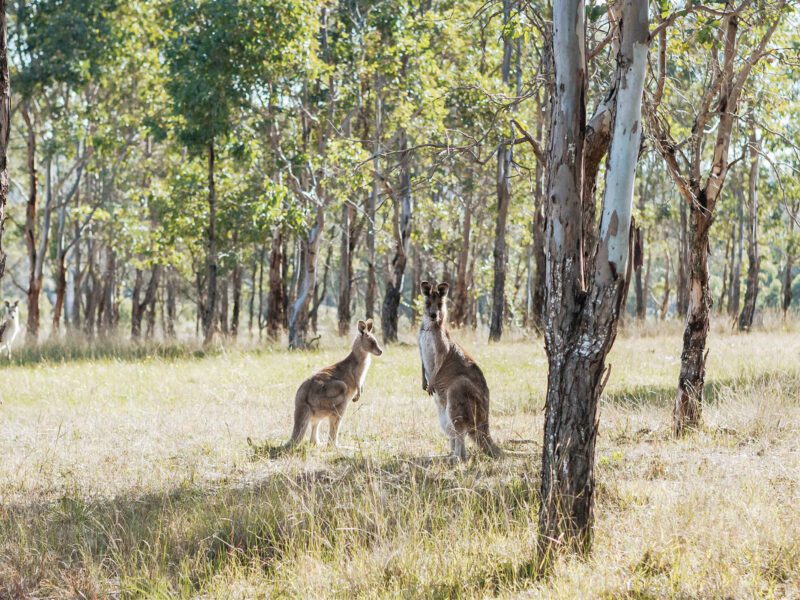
xmin=355 ymin=319 xmax=383 ymax=356
xmin=420 ymin=281 xmax=449 ymax=327
xmin=4 ymin=300 xmax=19 ymax=322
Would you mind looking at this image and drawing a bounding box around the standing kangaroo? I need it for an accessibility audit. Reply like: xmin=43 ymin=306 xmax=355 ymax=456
xmin=0 ymin=300 xmax=20 ymax=360
xmin=289 ymin=319 xmax=383 ymax=447
xmin=418 ymin=281 xmax=501 ymax=460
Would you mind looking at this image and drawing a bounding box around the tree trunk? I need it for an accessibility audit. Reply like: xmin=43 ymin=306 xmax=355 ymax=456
xmin=231 ymin=260 xmax=242 ymax=339
xmin=674 ymin=209 xmax=710 ymax=434
xmin=411 ymin=244 xmax=421 ymax=327
xmin=131 ymin=269 xmax=144 ymax=339
xmin=132 ymin=266 xmax=161 ymax=341
xmin=365 ymin=77 xmax=381 ymax=320
xmin=738 ymin=132 xmax=760 ymax=332
xmin=450 ymin=200 xmax=472 ymax=327
xmin=218 ymin=276 xmax=229 ymax=335
xmin=98 ymin=247 xmax=117 ymax=336
xmin=337 ymin=202 xmax=353 ymax=335
xmin=530 ymin=83 xmax=549 ymax=333
xmin=677 ymin=199 xmax=689 ymax=317
xmin=266 ymin=230 xmax=285 ymax=339
xmin=288 ymin=205 xmax=324 ymax=349
xmin=660 ymin=249 xmax=671 ymax=320
xmin=257 ymin=242 xmax=267 ymax=335
xmin=489 ymin=141 xmax=511 ymax=341
xmin=489 ymin=2 xmax=514 ymax=342
xmin=83 ymin=235 xmax=99 ymax=337
xmin=71 ymin=226 xmax=83 ymax=331
xmin=248 ymin=251 xmax=257 ymax=336
xmin=633 ymin=180 xmax=647 ymax=322
xmin=729 ymin=177 xmax=744 ymax=318
xmin=633 ymin=225 xmax=645 ymax=322
xmin=281 ymin=234 xmax=290 ymax=329
xmin=52 ymin=250 xmax=68 ymax=334
xmin=311 ymin=242 xmax=332 ymax=334
xmin=783 ymin=254 xmax=794 ymax=318
xmin=381 ymin=131 xmax=412 ymax=344
xmin=165 ymin=266 xmax=177 ymax=339
xmin=201 ymin=142 xmax=218 ymax=345
xmin=144 ymin=267 xmax=160 ymax=339
xmin=22 ymin=104 xmax=40 ymax=343
xmin=539 ymin=0 xmax=648 ymax=553
xmin=717 ymin=225 xmax=733 ymax=313
xmin=0 ymin=3 xmax=8 ymax=287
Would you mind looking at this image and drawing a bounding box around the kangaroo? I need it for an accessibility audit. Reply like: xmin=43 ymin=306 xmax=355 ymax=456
xmin=0 ymin=300 xmax=20 ymax=360
xmin=288 ymin=319 xmax=383 ymax=448
xmin=418 ymin=281 xmax=501 ymax=460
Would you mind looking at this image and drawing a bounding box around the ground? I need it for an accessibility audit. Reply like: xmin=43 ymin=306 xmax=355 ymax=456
xmin=0 ymin=320 xmax=799 ymax=599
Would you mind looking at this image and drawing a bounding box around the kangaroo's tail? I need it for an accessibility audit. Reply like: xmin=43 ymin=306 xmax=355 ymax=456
xmin=288 ymin=382 xmax=311 ymax=447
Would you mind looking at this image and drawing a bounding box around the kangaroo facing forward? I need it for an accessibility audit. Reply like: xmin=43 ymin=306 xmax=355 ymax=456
xmin=0 ymin=300 xmax=20 ymax=360
xmin=418 ymin=281 xmax=501 ymax=460
xmin=289 ymin=319 xmax=383 ymax=447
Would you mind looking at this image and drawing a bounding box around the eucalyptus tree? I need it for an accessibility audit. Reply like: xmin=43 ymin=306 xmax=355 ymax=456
xmin=538 ymin=0 xmax=648 ymax=553
xmin=488 ymin=0 xmax=517 ymax=342
xmin=0 ymin=0 xmax=8 ymax=287
xmin=10 ymin=0 xmax=117 ymax=341
xmin=646 ymin=0 xmax=789 ymax=434
xmin=165 ymin=0 xmax=310 ymax=345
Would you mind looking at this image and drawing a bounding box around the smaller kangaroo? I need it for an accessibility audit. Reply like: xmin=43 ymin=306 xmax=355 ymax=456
xmin=418 ymin=281 xmax=501 ymax=461
xmin=0 ymin=300 xmax=20 ymax=360
xmin=288 ymin=319 xmax=383 ymax=448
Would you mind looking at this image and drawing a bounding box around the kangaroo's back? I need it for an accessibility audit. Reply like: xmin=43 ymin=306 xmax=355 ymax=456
xmin=431 ymin=341 xmax=489 ymax=398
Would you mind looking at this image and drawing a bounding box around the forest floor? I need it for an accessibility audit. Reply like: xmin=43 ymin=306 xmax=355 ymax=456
xmin=1 ymin=320 xmax=799 ymax=598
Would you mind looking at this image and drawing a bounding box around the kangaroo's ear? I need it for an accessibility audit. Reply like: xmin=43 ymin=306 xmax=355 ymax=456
xmin=421 ymin=281 xmax=432 ymax=297
xmin=437 ymin=282 xmax=449 ymax=297
xmin=3 ymin=301 xmax=8 ymax=309
xmin=365 ymin=318 xmax=373 ymax=332
xmin=357 ymin=320 xmax=367 ymax=333
xmin=13 ymin=300 xmax=18 ymax=308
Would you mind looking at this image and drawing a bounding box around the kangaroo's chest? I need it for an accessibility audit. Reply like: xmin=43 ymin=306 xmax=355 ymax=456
xmin=357 ymin=355 xmax=371 ymax=390
xmin=418 ymin=329 xmax=438 ymax=378
xmin=0 ymin=320 xmax=17 ymax=344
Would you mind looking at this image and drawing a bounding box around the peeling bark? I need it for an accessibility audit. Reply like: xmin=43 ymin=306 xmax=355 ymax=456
xmin=539 ymin=0 xmax=649 ymax=554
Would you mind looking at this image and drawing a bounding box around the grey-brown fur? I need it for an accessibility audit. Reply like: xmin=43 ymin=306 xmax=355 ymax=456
xmin=289 ymin=318 xmax=383 ymax=447
xmin=418 ymin=281 xmax=501 ymax=460
xmin=0 ymin=300 xmax=20 ymax=359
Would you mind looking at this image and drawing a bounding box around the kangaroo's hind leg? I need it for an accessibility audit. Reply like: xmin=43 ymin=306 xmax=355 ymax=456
xmin=309 ymin=419 xmax=321 ymax=445
xmin=327 ymin=397 xmax=350 ymax=447
xmin=446 ymin=380 xmax=478 ymax=462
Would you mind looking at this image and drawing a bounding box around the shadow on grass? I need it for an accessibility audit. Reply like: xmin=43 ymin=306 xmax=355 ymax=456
xmin=0 ymin=450 xmax=544 ymax=598
xmin=604 ymin=370 xmax=800 ymax=408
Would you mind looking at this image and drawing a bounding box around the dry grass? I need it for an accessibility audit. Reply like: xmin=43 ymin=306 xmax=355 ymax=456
xmin=0 ymin=319 xmax=799 ymax=598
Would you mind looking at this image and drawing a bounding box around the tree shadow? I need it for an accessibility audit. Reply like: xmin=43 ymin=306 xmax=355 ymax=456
xmin=603 ymin=370 xmax=800 ymax=409
xmin=1 ymin=447 xmax=545 ymax=598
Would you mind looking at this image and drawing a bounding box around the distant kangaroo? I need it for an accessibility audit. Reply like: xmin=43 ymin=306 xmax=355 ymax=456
xmin=418 ymin=281 xmax=501 ymax=460
xmin=289 ymin=319 xmax=383 ymax=447
xmin=0 ymin=300 xmax=20 ymax=360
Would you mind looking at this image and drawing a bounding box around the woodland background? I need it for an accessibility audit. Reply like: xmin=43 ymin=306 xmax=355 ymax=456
xmin=0 ymin=0 xmax=797 ymax=349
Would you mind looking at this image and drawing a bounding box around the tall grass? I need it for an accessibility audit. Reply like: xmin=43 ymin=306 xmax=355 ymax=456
xmin=0 ymin=322 xmax=798 ymax=598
